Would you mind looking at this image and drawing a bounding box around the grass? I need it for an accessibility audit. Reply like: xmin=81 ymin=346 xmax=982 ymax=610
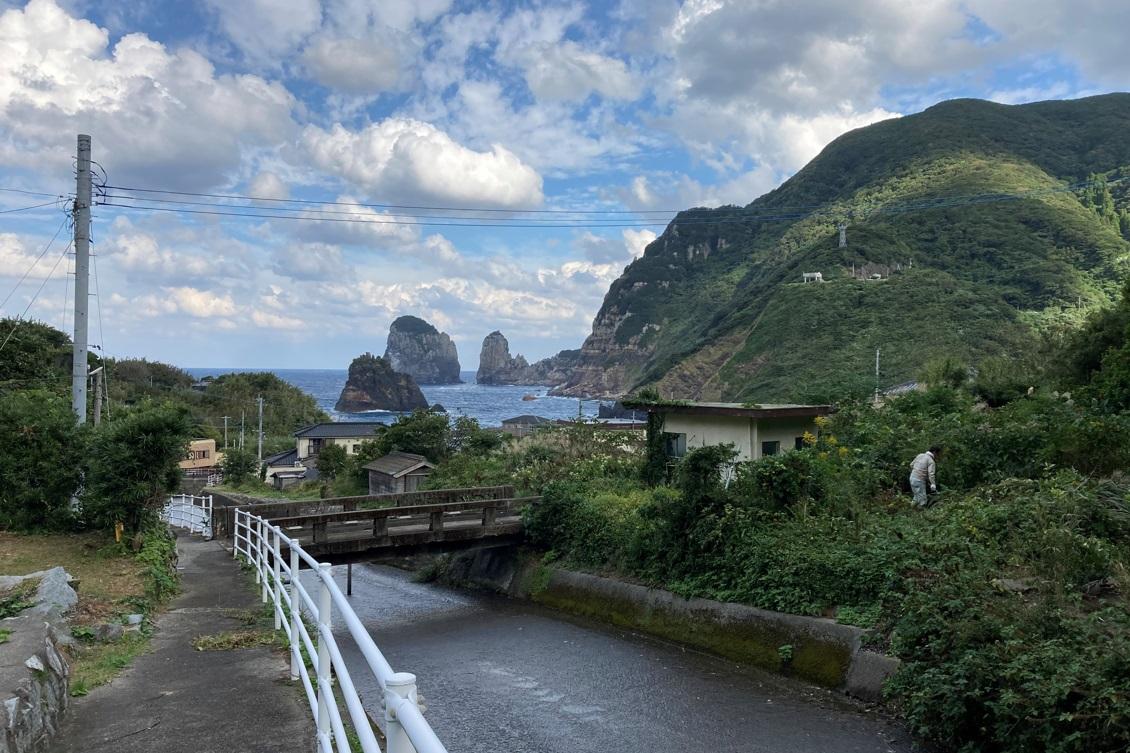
xmin=0 ymin=578 xmax=38 ymax=618
xmin=0 ymin=529 xmax=177 ymax=697
xmin=192 ymin=629 xmax=284 ymax=651
xmin=0 ymin=628 xmax=10 ymax=644
xmin=215 ymin=474 xmax=368 ymax=502
xmin=69 ymin=633 xmax=150 ymax=696
xmin=0 ymin=531 xmax=145 ymax=626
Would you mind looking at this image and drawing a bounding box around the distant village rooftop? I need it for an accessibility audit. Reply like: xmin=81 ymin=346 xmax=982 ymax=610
xmin=293 ymin=422 xmax=386 ymax=438
xmin=620 ymin=400 xmax=834 ymax=419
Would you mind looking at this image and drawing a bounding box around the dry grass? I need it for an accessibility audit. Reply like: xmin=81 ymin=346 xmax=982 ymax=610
xmin=0 ymin=531 xmax=145 ymax=626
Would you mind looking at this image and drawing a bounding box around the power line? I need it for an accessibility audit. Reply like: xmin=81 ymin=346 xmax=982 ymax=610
xmin=0 ymin=199 xmax=66 ymax=214
xmin=99 ymin=192 xmax=680 ymax=223
xmin=0 ymin=241 xmax=73 ymax=356
xmin=103 ymin=183 xmax=680 ymax=215
xmin=0 ymin=215 xmax=69 ymax=311
xmin=0 ymin=187 xmax=70 ymax=199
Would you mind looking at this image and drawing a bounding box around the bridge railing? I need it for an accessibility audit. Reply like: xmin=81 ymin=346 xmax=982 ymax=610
xmin=233 ymin=506 xmax=448 ymax=753
xmin=268 ymin=496 xmax=539 ymax=545
xmin=162 ymin=493 xmax=213 ymax=538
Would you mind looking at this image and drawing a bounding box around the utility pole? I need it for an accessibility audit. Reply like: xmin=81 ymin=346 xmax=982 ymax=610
xmin=874 ymin=347 xmax=881 ymax=404
xmin=240 ymin=411 xmax=245 ymax=450
xmin=222 ymin=416 xmax=230 ymax=449
xmin=71 ymin=134 xmax=92 ymax=423
xmin=256 ymin=395 xmax=264 ymax=463
xmin=90 ymin=366 xmax=104 ymax=426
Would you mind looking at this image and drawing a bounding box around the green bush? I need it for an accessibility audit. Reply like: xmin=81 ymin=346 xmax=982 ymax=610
xmin=83 ymin=402 xmax=193 ymax=533
xmin=0 ymin=390 xmax=85 ymax=531
xmin=221 ymin=447 xmax=259 ymax=485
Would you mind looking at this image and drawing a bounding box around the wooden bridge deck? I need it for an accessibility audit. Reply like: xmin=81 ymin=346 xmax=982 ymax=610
xmin=259 ymin=495 xmax=537 ymax=559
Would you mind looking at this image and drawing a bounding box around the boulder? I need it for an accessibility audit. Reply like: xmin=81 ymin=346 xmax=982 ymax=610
xmin=335 ymin=353 xmax=429 ymax=413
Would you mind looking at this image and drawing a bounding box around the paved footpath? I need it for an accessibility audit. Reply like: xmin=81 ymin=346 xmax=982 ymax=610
xmin=51 ymin=534 xmax=313 ymax=753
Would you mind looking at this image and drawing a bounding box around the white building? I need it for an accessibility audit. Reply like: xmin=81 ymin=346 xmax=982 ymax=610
xmin=623 ymin=401 xmax=833 ymax=461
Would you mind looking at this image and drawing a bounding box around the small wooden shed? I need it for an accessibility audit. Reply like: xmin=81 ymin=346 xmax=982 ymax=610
xmin=363 ymin=451 xmax=436 ymax=495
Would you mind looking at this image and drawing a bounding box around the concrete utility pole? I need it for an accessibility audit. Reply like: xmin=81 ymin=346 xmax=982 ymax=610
xmin=71 ymin=134 xmax=92 ymax=423
xmin=257 ymin=395 xmax=264 ymax=462
xmin=240 ymin=411 xmax=245 ymax=450
xmin=874 ymin=347 xmax=881 ymax=404
xmin=90 ymin=366 xmax=104 ymax=426
xmin=222 ymin=416 xmax=230 ymax=449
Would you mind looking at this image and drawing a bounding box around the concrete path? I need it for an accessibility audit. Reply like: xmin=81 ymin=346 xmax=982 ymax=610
xmin=51 ymin=534 xmax=313 ymax=753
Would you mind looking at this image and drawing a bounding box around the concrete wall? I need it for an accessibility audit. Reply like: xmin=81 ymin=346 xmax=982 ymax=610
xmin=178 ymin=439 xmax=220 ymax=471
xmin=662 ymin=414 xmax=819 ymax=461
xmin=664 ymin=414 xmax=754 ymax=458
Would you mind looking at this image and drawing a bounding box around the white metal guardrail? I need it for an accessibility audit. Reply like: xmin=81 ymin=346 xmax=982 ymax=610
xmin=233 ymin=507 xmax=449 ymax=753
xmin=162 ymin=494 xmax=213 ymax=538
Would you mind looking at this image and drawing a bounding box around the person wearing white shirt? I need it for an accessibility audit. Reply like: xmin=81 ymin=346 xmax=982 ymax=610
xmin=909 ymin=446 xmax=941 ymax=507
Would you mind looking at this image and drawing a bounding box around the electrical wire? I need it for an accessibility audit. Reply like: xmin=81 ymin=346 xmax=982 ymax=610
xmin=0 ymin=215 xmax=69 ymax=311
xmin=0 ymin=241 xmax=73 ymax=356
xmin=0 ymin=187 xmax=69 ymax=199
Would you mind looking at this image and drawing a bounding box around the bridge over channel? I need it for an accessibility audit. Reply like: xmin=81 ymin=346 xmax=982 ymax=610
xmin=212 ymin=485 xmax=539 ymax=562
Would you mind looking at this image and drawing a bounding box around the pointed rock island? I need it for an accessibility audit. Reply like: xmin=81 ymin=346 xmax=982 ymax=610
xmin=384 ymin=315 xmax=461 ymax=384
xmin=335 ymin=353 xmax=429 ymax=413
xmin=476 ymin=330 xmax=579 ymax=386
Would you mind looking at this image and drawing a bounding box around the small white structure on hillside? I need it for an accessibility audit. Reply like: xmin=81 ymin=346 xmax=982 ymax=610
xmin=802 ymin=271 xmax=824 ymax=283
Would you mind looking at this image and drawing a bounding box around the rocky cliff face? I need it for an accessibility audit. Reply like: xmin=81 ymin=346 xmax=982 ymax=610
xmin=383 ymin=315 xmax=461 ymax=384
xmin=335 ymin=353 xmax=429 ymax=412
xmin=476 ymin=331 xmax=580 ymax=386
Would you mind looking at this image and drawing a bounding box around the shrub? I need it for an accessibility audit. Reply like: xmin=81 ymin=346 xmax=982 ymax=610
xmin=0 ymin=390 xmax=84 ymax=531
xmin=221 ymin=447 xmax=259 ymax=485
xmin=316 ymin=444 xmax=347 ymax=480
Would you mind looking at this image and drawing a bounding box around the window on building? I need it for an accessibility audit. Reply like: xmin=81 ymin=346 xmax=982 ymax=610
xmin=761 ymin=440 xmax=780 ymax=457
xmin=352 ymin=444 xmax=361 ymax=454
xmin=663 ymin=432 xmax=687 ymax=458
xmin=794 ymin=437 xmax=805 ymax=450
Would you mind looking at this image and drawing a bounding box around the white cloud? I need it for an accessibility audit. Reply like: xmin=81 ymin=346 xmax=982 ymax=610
xmin=248 ymin=171 xmax=290 ymax=200
xmin=301 ymin=118 xmax=544 ymax=208
xmin=203 ymin=0 xmax=321 ymax=63
xmin=518 ymin=41 xmax=637 ymax=102
xmin=250 ymin=309 xmax=303 ymax=329
xmin=0 ymin=0 xmax=296 ymax=190
xmin=301 ymin=33 xmax=405 ymax=94
xmin=162 ymin=286 xmax=238 ymax=318
xmin=271 ymin=242 xmax=350 ymax=281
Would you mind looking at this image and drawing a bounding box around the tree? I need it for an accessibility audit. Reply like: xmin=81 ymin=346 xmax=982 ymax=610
xmin=84 ymin=402 xmax=193 ymax=533
xmin=376 ymin=410 xmax=450 ymax=461
xmin=221 ymin=447 xmax=259 ymax=485
xmin=316 ymin=444 xmax=347 ymax=480
xmin=449 ymin=415 xmax=503 ymax=455
xmin=0 ymin=390 xmax=85 ymax=530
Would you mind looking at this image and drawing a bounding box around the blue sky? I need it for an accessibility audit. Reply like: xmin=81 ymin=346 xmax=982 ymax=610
xmin=0 ymin=0 xmax=1126 ymax=369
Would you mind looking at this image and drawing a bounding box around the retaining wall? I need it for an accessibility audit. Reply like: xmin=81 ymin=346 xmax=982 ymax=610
xmin=442 ymin=547 xmax=899 ymax=700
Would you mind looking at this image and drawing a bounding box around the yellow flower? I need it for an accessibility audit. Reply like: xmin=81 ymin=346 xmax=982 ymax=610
xmin=825 ymin=435 xmax=838 ymax=446
xmin=802 ymin=431 xmax=817 ymax=446
xmin=838 ymin=446 xmax=849 ymax=458
xmin=814 ymin=416 xmax=829 ymax=428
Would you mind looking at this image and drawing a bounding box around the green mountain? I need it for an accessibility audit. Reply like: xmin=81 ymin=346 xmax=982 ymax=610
xmin=554 ymin=94 xmax=1130 ymax=401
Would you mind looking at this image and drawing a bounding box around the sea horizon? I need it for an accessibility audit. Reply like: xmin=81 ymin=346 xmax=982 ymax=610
xmin=185 ymin=367 xmax=601 ymax=428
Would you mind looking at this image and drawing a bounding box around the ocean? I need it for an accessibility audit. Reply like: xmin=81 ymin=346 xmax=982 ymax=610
xmin=184 ymin=368 xmax=601 ymax=428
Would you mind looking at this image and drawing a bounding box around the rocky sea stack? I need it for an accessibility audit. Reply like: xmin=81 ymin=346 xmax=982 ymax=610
xmin=335 ymin=353 xmax=429 ymax=413
xmin=476 ymin=331 xmax=580 ymax=386
xmin=384 ymin=315 xmax=461 ymax=384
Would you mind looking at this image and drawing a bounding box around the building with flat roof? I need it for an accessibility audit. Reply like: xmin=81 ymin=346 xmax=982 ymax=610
xmin=621 ymin=401 xmax=833 ymax=462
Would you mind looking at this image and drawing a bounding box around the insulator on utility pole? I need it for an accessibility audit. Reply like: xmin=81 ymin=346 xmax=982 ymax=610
xmin=72 ymin=135 xmax=92 ymax=423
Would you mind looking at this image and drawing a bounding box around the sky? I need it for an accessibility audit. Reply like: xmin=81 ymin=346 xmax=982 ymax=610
xmin=0 ymin=0 xmax=1126 ymax=370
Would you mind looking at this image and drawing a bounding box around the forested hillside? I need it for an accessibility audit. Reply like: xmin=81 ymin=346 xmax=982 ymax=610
xmin=555 ymin=94 xmax=1130 ymax=400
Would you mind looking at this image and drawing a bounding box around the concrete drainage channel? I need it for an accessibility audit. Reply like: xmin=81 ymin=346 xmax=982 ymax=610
xmin=439 ymin=546 xmax=900 ymax=701
xmin=0 ymin=568 xmax=78 ymax=753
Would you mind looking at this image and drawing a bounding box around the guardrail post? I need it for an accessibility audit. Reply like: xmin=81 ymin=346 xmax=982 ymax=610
xmin=261 ymin=521 xmax=270 ymax=603
xmin=253 ymin=517 xmax=262 ymax=583
xmin=429 ymin=510 xmax=443 ymax=532
xmin=482 ymin=503 xmax=496 ymax=528
xmin=289 ymin=545 xmax=300 ymax=682
xmin=315 ymin=562 xmax=333 ymax=752
xmin=385 ymin=672 xmax=419 ymax=753
xmin=272 ymin=526 xmax=283 ymax=630
xmin=233 ymin=510 xmax=240 ymax=559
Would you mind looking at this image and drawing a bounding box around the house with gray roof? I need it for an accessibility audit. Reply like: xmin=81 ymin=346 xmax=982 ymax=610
xmin=363 ymin=451 xmax=436 ymax=494
xmin=294 ymin=421 xmax=386 ymax=460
